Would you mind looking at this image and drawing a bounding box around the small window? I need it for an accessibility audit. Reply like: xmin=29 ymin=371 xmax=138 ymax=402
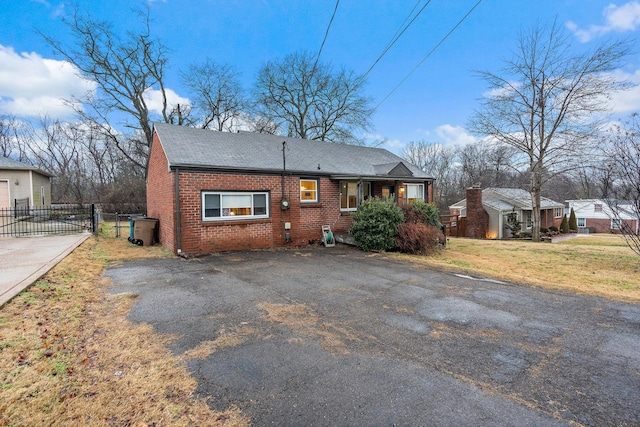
xmin=594 ymin=204 xmax=603 ymax=212
xmin=611 ymin=219 xmax=622 ymax=230
xmin=202 ymin=191 xmax=269 ymax=221
xmin=405 ymin=184 xmax=424 ymax=203
xmin=340 ymin=182 xmax=358 ymax=211
xmin=554 ymin=208 xmax=563 ymax=218
xmin=577 ymin=218 xmax=586 ymax=228
xmin=300 ymin=179 xmax=318 ymax=203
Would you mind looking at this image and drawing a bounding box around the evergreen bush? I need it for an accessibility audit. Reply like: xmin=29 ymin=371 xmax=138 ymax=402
xmin=560 ymin=214 xmax=569 ymax=233
xmin=569 ymin=207 xmax=578 ymax=231
xmin=350 ymin=198 xmax=404 ymax=251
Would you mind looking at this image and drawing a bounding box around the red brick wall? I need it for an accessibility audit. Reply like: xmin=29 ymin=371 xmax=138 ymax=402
xmin=584 ymin=218 xmax=637 ymax=233
xmin=175 ymin=173 xmax=352 ymax=254
xmin=465 ymin=187 xmax=488 ymax=238
xmin=146 ymin=134 xmax=176 ymax=251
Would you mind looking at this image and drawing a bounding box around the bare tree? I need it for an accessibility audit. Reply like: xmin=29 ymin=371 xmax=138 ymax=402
xmin=41 ymin=6 xmax=170 ymax=170
xmin=0 ymin=116 xmax=30 ymax=162
xmin=181 ymin=59 xmax=248 ymax=131
xmin=402 ymin=141 xmax=461 ymax=211
xmin=602 ymin=113 xmax=640 ymax=256
xmin=468 ymin=21 xmax=629 ymax=241
xmin=254 ymin=51 xmax=374 ymax=144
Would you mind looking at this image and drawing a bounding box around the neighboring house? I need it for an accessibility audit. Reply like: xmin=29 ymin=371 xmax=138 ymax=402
xmin=449 ymin=187 xmax=564 ymax=239
xmin=566 ymin=199 xmax=639 ymax=234
xmin=0 ymin=157 xmax=53 ymax=209
xmin=147 ymin=123 xmax=434 ymax=254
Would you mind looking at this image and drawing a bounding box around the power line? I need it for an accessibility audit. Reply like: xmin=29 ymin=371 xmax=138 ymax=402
xmin=374 ymin=0 xmax=484 ymax=110
xmin=358 ymin=0 xmax=432 ymax=84
xmin=312 ymin=0 xmax=340 ymax=73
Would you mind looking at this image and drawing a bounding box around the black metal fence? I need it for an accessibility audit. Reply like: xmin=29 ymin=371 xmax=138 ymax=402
xmin=0 ymin=204 xmax=97 ymax=237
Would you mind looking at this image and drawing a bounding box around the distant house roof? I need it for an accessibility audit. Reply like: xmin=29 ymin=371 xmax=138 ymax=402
xmin=450 ymin=188 xmax=564 ymax=212
xmin=152 ymin=123 xmax=432 ymax=181
xmin=0 ymin=157 xmax=53 ymax=177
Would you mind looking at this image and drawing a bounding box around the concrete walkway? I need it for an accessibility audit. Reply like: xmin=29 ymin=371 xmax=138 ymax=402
xmin=0 ymin=233 xmax=91 ymax=307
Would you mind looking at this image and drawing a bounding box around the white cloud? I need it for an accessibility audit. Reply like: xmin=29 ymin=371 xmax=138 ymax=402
xmin=435 ymin=124 xmax=477 ymax=146
xmin=567 ymin=1 xmax=640 ymax=42
xmin=608 ymin=68 xmax=640 ymax=114
xmin=143 ymin=87 xmax=191 ymax=116
xmin=0 ymin=45 xmax=95 ymax=118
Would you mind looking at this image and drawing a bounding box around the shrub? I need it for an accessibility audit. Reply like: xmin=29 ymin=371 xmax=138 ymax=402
xmin=540 ymin=227 xmax=549 ymax=233
xmin=520 ymin=232 xmax=532 ymax=238
xmin=403 ymin=200 xmax=441 ymax=227
xmin=560 ymin=214 xmax=569 ymax=233
xmin=350 ymin=198 xmax=404 ymax=251
xmin=396 ymin=223 xmax=444 ymax=255
xmin=569 ymin=207 xmax=578 ymax=231
xmin=549 ymin=226 xmax=558 ymax=232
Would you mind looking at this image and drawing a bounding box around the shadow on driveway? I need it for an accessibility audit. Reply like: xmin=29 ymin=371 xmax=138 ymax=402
xmin=106 ymin=245 xmax=640 ymax=427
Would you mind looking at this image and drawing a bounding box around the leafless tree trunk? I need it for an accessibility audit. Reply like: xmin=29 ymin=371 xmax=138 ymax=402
xmin=254 ymin=51 xmax=374 ymax=145
xmin=602 ymin=113 xmax=640 ymax=257
xmin=468 ymin=21 xmax=629 ymax=241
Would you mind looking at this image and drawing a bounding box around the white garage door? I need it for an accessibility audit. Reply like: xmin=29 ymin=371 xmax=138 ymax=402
xmin=0 ymin=181 xmax=9 ymax=208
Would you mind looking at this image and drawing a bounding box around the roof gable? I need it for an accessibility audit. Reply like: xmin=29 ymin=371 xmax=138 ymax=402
xmin=0 ymin=157 xmax=53 ymax=177
xmin=152 ymin=123 xmax=432 ymax=180
xmin=450 ymin=188 xmax=564 ymax=211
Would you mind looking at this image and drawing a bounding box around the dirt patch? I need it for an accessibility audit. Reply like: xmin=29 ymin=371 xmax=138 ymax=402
xmin=179 ymin=326 xmax=258 ymax=361
xmin=257 ymin=302 xmax=360 ymax=355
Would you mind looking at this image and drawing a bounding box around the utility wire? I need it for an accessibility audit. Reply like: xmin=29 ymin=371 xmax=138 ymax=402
xmin=358 ymin=0 xmax=432 ymax=84
xmin=374 ymin=0 xmax=483 ymax=110
xmin=312 ymin=0 xmax=340 ymax=73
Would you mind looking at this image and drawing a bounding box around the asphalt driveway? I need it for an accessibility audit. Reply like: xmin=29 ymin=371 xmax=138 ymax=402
xmin=105 ymin=245 xmax=640 ymax=426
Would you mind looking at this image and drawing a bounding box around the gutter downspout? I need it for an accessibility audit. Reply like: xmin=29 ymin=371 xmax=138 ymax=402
xmin=175 ymin=167 xmax=182 ymax=255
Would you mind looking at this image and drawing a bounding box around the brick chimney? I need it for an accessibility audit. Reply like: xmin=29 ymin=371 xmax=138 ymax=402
xmin=465 ymin=184 xmax=488 ymax=239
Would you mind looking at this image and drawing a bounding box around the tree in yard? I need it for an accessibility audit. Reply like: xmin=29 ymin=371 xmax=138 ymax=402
xmin=181 ymin=59 xmax=249 ymax=131
xmin=569 ymin=207 xmax=578 ymax=232
xmin=253 ymin=51 xmax=374 ymax=144
xmin=560 ymin=214 xmax=569 ymax=233
xmin=41 ymin=6 xmax=172 ymax=171
xmin=602 ymin=112 xmax=640 ymax=256
xmin=468 ymin=20 xmax=629 ymax=242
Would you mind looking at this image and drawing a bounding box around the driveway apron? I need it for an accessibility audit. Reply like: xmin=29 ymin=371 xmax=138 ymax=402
xmin=105 ymin=246 xmax=640 ymax=427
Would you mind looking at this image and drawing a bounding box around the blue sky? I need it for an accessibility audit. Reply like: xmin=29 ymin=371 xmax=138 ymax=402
xmin=1 ymin=0 xmax=639 ymax=154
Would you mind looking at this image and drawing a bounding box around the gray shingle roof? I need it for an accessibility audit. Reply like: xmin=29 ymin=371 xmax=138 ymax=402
xmin=153 ymin=123 xmax=432 ymax=180
xmin=450 ymin=188 xmax=564 ymax=211
xmin=0 ymin=157 xmax=53 ymax=177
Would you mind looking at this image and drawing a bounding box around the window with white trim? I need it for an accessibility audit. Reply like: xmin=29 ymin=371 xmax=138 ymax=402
xmin=202 ymin=191 xmax=269 ymax=221
xmin=340 ymin=182 xmax=358 ymax=211
xmin=525 ymin=211 xmax=532 ymax=229
xmin=404 ymin=183 xmax=424 ymax=203
xmin=577 ymin=218 xmax=586 ymax=228
xmin=300 ymin=179 xmax=318 ymax=203
xmin=611 ymin=218 xmax=622 ymax=230
xmin=554 ymin=208 xmax=563 ymax=218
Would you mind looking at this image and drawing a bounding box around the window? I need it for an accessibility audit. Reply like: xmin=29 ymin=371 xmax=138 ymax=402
xmin=594 ymin=204 xmax=603 ymax=212
xmin=300 ymin=179 xmax=318 ymax=203
xmin=340 ymin=182 xmax=358 ymax=211
xmin=525 ymin=211 xmax=532 ymax=229
xmin=405 ymin=184 xmax=424 ymax=203
xmin=554 ymin=208 xmax=563 ymax=218
xmin=577 ymin=218 xmax=586 ymax=228
xmin=611 ymin=218 xmax=622 ymax=230
xmin=202 ymin=191 xmax=269 ymax=221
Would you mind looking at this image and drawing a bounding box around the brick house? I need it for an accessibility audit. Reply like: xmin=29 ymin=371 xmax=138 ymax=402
xmin=449 ymin=187 xmax=564 ymax=239
xmin=147 ymin=123 xmax=434 ymax=254
xmin=566 ymin=199 xmax=639 ymax=234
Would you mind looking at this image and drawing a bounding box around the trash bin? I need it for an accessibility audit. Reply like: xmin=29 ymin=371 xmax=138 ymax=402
xmin=128 ymin=215 xmax=144 ymax=242
xmin=133 ymin=217 xmax=158 ymax=246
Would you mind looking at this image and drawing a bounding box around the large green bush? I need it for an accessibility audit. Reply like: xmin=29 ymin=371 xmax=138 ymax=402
xmin=403 ymin=200 xmax=441 ymax=227
xmin=350 ymin=198 xmax=404 ymax=251
xmin=560 ymin=214 xmax=569 ymax=233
